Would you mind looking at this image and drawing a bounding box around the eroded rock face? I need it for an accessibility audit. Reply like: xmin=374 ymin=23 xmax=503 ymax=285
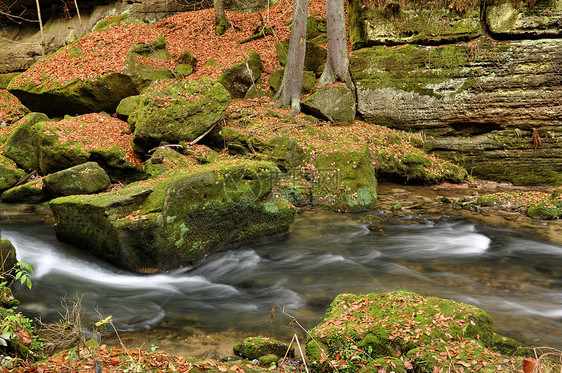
xmin=48 ymin=159 xmax=296 ymax=272
xmin=350 ymin=36 xmax=562 ymax=185
xmin=485 ymin=0 xmax=562 ymax=37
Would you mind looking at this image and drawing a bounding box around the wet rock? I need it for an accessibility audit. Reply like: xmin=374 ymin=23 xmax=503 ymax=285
xmin=0 ymin=239 xmax=17 ymax=275
xmin=49 ymin=159 xmax=296 ymax=272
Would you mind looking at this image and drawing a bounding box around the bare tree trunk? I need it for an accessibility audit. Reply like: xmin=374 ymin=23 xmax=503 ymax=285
xmin=274 ymin=0 xmax=308 ymax=114
xmin=35 ymin=0 xmax=45 ymax=57
xmin=318 ymin=0 xmax=354 ymax=92
xmin=214 ymin=0 xmax=229 ymax=35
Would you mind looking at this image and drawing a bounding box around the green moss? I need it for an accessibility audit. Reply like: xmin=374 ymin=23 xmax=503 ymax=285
xmin=0 ymin=155 xmax=26 ymax=192
xmin=307 ymin=291 xmax=515 ymax=373
xmin=68 ymin=46 xmax=85 ymax=59
xmin=1 ymin=178 xmax=47 ymax=203
xmin=233 ymin=336 xmax=291 ymax=360
xmin=93 ymin=13 xmax=131 ymax=32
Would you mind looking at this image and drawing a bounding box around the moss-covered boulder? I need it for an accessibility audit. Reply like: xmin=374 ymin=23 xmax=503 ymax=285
xmin=348 ymin=0 xmax=481 ymax=49
xmin=233 ymin=336 xmax=292 ymax=360
xmin=48 ymin=159 xmax=296 ymax=272
xmin=0 ymin=90 xmax=29 ymax=125
xmin=0 ymin=239 xmax=17 ymax=275
xmin=485 ymin=0 xmax=562 ymax=37
xmin=144 ymin=147 xmax=198 ymax=178
xmin=3 ymin=112 xmax=50 ymax=171
xmin=301 ymin=85 xmax=356 ymax=125
xmin=218 ymin=51 xmax=263 ymax=98
xmin=309 ymin=145 xmax=377 ymax=211
xmin=43 ymin=162 xmax=111 ymax=197
xmin=276 ymin=40 xmax=327 ymax=76
xmin=0 ymin=155 xmax=26 ymax=192
xmin=26 ymin=114 xmax=145 ymax=180
xmin=306 ymin=292 xmax=521 ymax=373
xmin=7 ymin=23 xmax=174 ymax=117
xmin=129 ymin=78 xmax=231 ymax=154
xmin=115 ymin=95 xmax=141 ymax=121
xmin=1 ymin=178 xmax=47 ymax=204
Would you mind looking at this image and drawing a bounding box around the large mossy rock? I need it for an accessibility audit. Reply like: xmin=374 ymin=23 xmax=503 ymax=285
xmin=306 ymin=292 xmax=522 ymax=373
xmin=23 ymin=114 xmax=145 ymax=180
xmin=3 ymin=112 xmax=50 ymax=170
xmin=0 ymin=89 xmax=30 ymax=125
xmin=1 ymin=178 xmax=47 ymax=203
xmin=218 ymin=51 xmax=263 ymax=98
xmin=308 ymin=145 xmax=377 ymax=211
xmin=129 ymin=78 xmax=231 ymax=154
xmin=0 ymin=155 xmax=26 ymax=192
xmin=347 ymin=0 xmax=481 ymax=49
xmin=350 ymin=39 xmax=562 ymax=185
xmin=485 ymin=0 xmax=562 ymax=37
xmin=0 ymin=239 xmax=17 ymax=275
xmin=301 ymin=85 xmax=356 ymax=125
xmin=48 ymin=160 xmax=296 ymax=272
xmin=43 ymin=162 xmax=111 ymax=197
xmin=7 ymin=24 xmax=174 ymax=117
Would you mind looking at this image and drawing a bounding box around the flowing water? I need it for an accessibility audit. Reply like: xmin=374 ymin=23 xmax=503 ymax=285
xmin=3 ymin=207 xmax=562 ymax=352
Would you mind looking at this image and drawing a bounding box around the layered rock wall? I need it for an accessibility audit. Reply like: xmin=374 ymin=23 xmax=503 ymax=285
xmin=349 ymin=0 xmax=562 ymax=185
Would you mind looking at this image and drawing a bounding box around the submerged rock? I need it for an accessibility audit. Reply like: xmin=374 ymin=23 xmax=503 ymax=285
xmin=49 ymin=159 xmax=296 ymax=272
xmin=306 ymin=291 xmax=524 ymax=373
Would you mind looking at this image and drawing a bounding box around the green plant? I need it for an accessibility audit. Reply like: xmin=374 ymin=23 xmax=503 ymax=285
xmin=14 ymin=262 xmax=33 ymax=290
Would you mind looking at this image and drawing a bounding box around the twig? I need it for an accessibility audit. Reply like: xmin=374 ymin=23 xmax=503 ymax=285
xmin=187 ymin=119 xmax=221 ymax=146
xmin=279 ymin=334 xmax=309 ymax=373
xmin=275 ymin=304 xmax=338 ymax=372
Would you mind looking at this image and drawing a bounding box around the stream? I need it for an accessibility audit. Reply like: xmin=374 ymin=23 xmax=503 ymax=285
xmin=2 ymin=205 xmax=562 ymax=354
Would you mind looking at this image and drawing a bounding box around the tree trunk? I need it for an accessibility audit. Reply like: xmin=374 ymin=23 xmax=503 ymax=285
xmin=274 ymin=0 xmax=308 ymax=114
xmin=318 ymin=0 xmax=354 ymax=92
xmin=214 ymin=0 xmax=229 ymax=36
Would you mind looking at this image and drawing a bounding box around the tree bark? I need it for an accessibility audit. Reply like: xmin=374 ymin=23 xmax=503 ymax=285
xmin=274 ymin=0 xmax=308 ymax=114
xmin=318 ymin=0 xmax=354 ymax=92
xmin=214 ymin=0 xmax=229 ymax=36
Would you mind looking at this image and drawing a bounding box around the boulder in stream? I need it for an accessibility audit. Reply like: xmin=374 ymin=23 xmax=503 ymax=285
xmin=49 ymin=159 xmax=296 ymax=272
xmin=0 ymin=155 xmax=26 ymax=192
xmin=306 ymin=291 xmax=524 ymax=373
xmin=43 ymin=162 xmax=111 ymax=197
